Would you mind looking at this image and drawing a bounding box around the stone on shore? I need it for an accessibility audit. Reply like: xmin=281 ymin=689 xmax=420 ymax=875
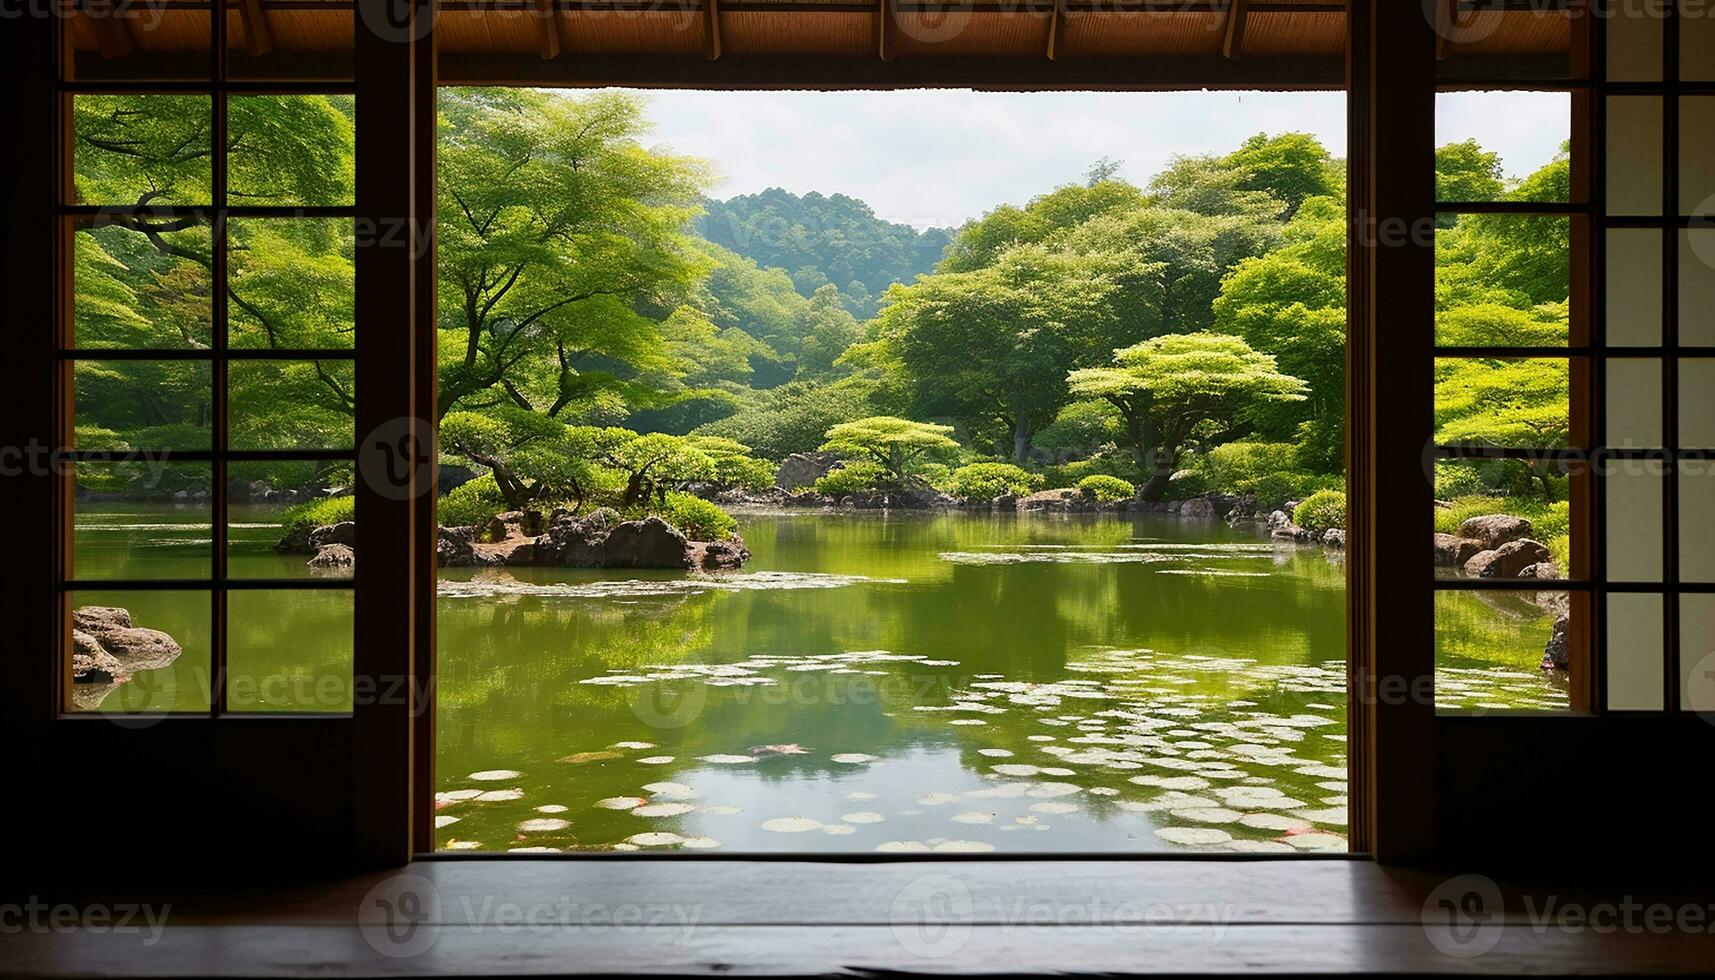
xmin=308 ymin=543 xmax=356 ymax=570
xmin=70 ymin=606 xmax=184 ymax=708
xmin=1457 ymin=514 xmax=1534 ymax=550
xmin=1462 ymin=538 xmax=1554 ymax=579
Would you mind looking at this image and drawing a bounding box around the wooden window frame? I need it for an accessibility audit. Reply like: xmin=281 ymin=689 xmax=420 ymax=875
xmin=53 ymin=14 xmax=364 ymax=720
xmin=4 ymin=0 xmax=1609 ymax=873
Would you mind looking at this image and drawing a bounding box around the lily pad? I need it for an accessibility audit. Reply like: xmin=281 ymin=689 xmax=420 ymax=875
xmin=760 ymin=817 xmax=824 ymax=833
xmin=626 ymin=832 xmax=684 ymax=847
xmin=636 ymin=756 xmax=676 ymax=765
xmin=830 ymin=753 xmax=880 ymax=764
xmin=475 ymin=789 xmax=524 ymax=803
xmin=632 ymin=802 xmax=696 ymax=818
xmin=468 ymin=769 xmax=523 ymax=781
xmin=434 ymin=815 xmax=460 ymax=829
xmin=642 ymin=782 xmax=697 ymax=800
xmin=914 ymin=792 xmax=962 ymax=806
xmin=596 ymin=796 xmax=647 ymax=810
xmin=558 ymin=751 xmax=623 ymax=765
xmin=1028 ymin=802 xmax=1080 ymax=815
xmin=611 ymin=741 xmax=656 ymax=749
xmin=932 ymin=840 xmax=996 ymax=852
xmin=680 ymin=836 xmax=722 ymax=849
xmin=950 ymin=812 xmax=994 ymax=824
xmin=436 ymin=789 xmax=482 ymax=803
xmin=1154 ymin=827 xmax=1232 ymax=846
xmin=875 ymin=840 xmax=931 ymax=853
xmin=842 ymin=812 xmax=885 ymax=824
xmin=517 ymin=818 xmax=571 ymax=833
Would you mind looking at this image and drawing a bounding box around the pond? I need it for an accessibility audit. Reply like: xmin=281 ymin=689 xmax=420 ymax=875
xmin=73 ymin=504 xmax=1570 ymax=853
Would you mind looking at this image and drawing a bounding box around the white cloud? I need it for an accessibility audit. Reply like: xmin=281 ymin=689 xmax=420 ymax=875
xmin=569 ymin=88 xmax=1568 ymax=229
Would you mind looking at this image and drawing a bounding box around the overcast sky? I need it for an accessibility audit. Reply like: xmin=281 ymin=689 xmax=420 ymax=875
xmin=596 ymin=89 xmax=1570 ymax=230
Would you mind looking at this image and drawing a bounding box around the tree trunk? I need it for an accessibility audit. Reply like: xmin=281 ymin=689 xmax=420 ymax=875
xmin=1012 ymin=427 xmax=1033 ymax=465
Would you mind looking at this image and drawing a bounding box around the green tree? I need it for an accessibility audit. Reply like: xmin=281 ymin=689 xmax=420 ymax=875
xmin=1434 ymin=359 xmax=1569 ymax=500
xmin=439 ymin=409 xmax=604 ymax=511
xmin=819 ymin=416 xmax=959 ymax=483
xmin=877 ymin=244 xmax=1120 ymax=462
xmin=1067 ymin=333 xmax=1310 ymax=500
xmin=436 ymin=88 xmax=710 ymax=419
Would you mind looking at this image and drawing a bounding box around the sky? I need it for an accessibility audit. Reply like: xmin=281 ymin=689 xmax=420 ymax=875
xmin=592 ymin=88 xmax=1571 ymax=230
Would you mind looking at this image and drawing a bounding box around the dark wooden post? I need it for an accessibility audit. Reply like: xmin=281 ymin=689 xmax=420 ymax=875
xmin=354 ymin=0 xmax=438 ymax=868
xmin=1346 ymin=0 xmax=1437 ymax=864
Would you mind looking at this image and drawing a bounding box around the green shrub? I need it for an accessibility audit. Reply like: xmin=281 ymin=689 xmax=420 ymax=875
xmin=1197 ymin=441 xmax=1337 ymax=507
xmin=657 ymin=491 xmax=737 ymax=541
xmin=1078 ymin=474 xmax=1136 ymax=502
xmin=279 ymin=495 xmax=355 ymax=537
xmin=945 ymin=462 xmax=1042 ymax=500
xmin=438 ymin=474 xmax=508 ymax=528
xmin=1293 ymin=489 xmax=1346 ymax=533
xmin=1040 ymin=455 xmax=1135 ymax=489
xmin=1433 ymin=460 xmax=1491 ymax=500
xmin=813 ymin=460 xmax=888 ymax=497
xmin=276 ymin=495 xmax=355 ymax=550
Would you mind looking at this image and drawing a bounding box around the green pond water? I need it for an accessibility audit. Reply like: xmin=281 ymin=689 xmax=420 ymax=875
xmin=73 ymin=504 xmax=1570 ymax=853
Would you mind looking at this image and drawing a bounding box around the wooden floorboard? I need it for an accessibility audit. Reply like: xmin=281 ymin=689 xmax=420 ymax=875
xmin=5 ymin=860 xmax=1714 ymax=976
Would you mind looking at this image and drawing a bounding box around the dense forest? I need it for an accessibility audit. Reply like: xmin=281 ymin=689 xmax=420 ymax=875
xmin=71 ymin=87 xmax=1572 ymax=556
xmin=695 ymin=189 xmax=952 ymax=318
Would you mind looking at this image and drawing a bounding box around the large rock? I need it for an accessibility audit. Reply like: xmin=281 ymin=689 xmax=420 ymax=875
xmin=485 ymin=510 xmax=543 ymax=542
xmin=72 ymin=606 xmax=134 ymax=633
xmin=309 ymin=521 xmax=356 ymax=549
xmin=1458 ymin=514 xmax=1534 ymax=550
xmin=602 ymin=517 xmax=692 ymax=569
xmin=1179 ymin=497 xmax=1216 ymax=520
xmin=539 ymin=509 xmax=616 ymax=567
xmin=437 ymin=525 xmax=481 ymax=567
xmin=1018 ymin=488 xmax=1093 ymax=513
xmin=691 ymin=536 xmax=750 ymax=571
xmin=71 ymin=606 xmax=182 ymax=673
xmin=72 ymin=630 xmax=126 ymax=684
xmin=1542 ymin=611 xmax=1572 ymax=671
xmin=1433 ymin=533 xmax=1485 ymax=567
xmin=775 ymin=452 xmax=840 ymax=491
xmin=1322 ymin=528 xmax=1346 ymax=549
xmin=308 ymin=543 xmax=355 ymax=570
xmin=1463 ymin=538 xmax=1554 ymax=579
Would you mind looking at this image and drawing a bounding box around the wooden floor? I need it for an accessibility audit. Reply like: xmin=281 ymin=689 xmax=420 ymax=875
xmin=6 ymin=859 xmax=1715 ymax=976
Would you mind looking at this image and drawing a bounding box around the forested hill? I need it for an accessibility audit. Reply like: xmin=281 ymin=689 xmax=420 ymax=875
xmin=694 ymin=188 xmax=953 ymax=317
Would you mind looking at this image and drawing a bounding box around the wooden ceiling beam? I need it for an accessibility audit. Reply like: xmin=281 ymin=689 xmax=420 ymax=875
xmin=1221 ymin=0 xmax=1249 ymax=61
xmin=1046 ymin=0 xmax=1065 ymax=61
xmin=237 ymin=0 xmax=274 ymax=57
xmin=705 ymin=0 xmax=722 ymax=61
xmin=82 ymin=0 xmax=134 ymax=59
xmin=535 ymin=0 xmax=562 ymax=59
xmin=878 ymin=0 xmax=893 ymax=62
